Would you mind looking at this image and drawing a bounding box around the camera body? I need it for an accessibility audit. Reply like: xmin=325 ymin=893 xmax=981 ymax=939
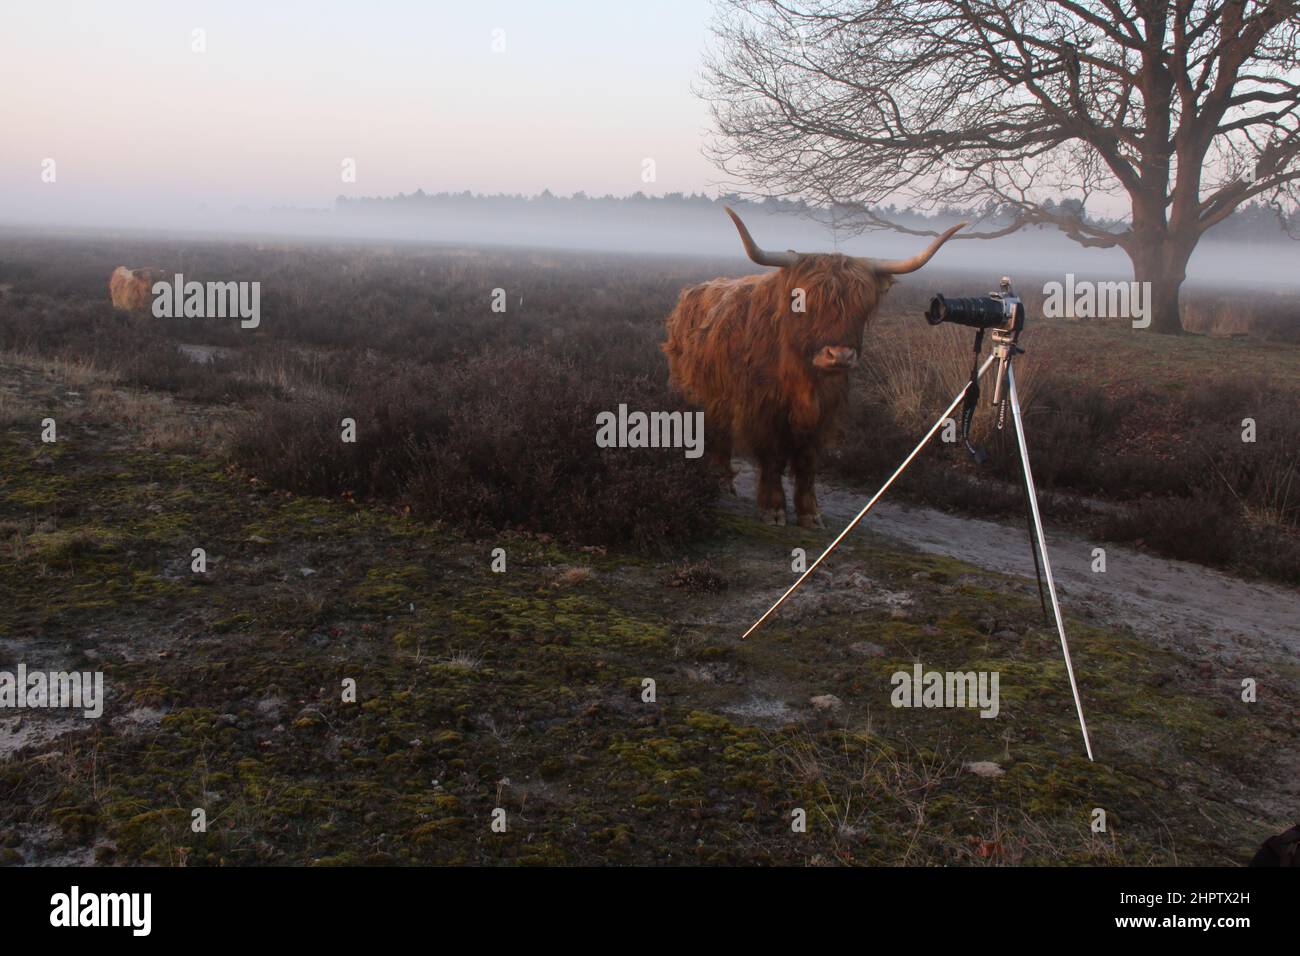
xmin=926 ymin=276 xmax=1025 ymax=338
xmin=926 ymin=277 xmax=1025 ymax=409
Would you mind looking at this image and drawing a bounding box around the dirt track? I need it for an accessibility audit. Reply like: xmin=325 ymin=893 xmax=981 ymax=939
xmin=734 ymin=462 xmax=1300 ymax=673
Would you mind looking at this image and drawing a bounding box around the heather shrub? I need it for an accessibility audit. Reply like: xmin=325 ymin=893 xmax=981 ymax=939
xmin=407 ymin=349 xmax=717 ymax=549
xmin=229 ymin=348 xmax=717 ymax=551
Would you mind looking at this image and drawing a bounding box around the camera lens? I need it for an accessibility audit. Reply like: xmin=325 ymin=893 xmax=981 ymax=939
xmin=925 ymin=295 xmax=1004 ymax=329
xmin=926 ymin=295 xmax=949 ymax=326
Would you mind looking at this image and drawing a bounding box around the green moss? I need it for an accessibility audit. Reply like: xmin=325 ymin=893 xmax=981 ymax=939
xmin=350 ymin=564 xmax=428 ymax=606
xmin=28 ymin=526 xmax=119 ymax=565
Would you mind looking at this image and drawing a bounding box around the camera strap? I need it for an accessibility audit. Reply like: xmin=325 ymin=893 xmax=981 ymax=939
xmin=961 ymin=329 xmax=988 ymax=464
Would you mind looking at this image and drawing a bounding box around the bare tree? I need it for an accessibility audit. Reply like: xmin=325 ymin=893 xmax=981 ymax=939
xmin=704 ymin=1 xmax=1300 ymax=333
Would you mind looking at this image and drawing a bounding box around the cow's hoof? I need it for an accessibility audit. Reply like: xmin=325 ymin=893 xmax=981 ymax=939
xmin=797 ymin=512 xmax=826 ymax=529
xmin=761 ymin=508 xmax=786 ymax=527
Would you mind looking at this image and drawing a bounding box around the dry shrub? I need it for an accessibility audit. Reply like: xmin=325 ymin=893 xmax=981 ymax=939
xmin=662 ymin=559 xmax=727 ymax=592
xmin=229 ymin=348 xmax=718 ymax=552
xmin=861 ymin=319 xmax=1045 ymax=442
xmin=1180 ymin=286 xmax=1300 ymax=342
xmin=861 ymin=321 xmax=972 ymax=436
xmin=1096 ymin=493 xmax=1239 ymax=564
xmin=833 ymin=318 xmax=1046 ymax=491
xmin=401 ymin=350 xmax=717 ymax=551
xmin=1086 ymin=381 xmax=1300 ymax=578
xmin=225 ymin=368 xmax=437 ymax=499
xmin=87 ymin=389 xmax=221 ymax=452
xmin=1004 ymin=379 xmax=1139 ymax=492
xmin=551 ymin=567 xmax=594 ymax=588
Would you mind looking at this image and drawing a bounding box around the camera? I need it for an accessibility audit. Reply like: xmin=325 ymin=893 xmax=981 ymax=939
xmin=925 ymin=277 xmax=1028 ymax=421
xmin=926 ymin=277 xmax=1025 ymax=337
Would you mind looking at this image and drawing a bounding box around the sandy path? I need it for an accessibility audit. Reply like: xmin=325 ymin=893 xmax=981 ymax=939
xmin=733 ymin=463 xmax=1299 ymax=672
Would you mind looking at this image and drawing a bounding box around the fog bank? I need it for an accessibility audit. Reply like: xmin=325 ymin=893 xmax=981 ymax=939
xmin=4 ymin=199 xmax=1297 ymax=290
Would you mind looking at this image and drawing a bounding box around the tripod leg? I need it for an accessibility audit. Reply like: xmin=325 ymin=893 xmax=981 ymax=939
xmin=1007 ymin=364 xmax=1095 ymax=761
xmin=1014 ymin=432 xmax=1050 ymax=622
xmin=742 ymin=352 xmax=997 ymax=640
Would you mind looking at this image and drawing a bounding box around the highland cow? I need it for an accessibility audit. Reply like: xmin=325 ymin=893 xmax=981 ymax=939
xmin=663 ymin=208 xmax=964 ymax=528
xmin=108 ymin=266 xmax=163 ymax=311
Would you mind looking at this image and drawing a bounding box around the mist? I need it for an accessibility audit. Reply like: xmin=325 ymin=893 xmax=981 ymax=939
xmin=4 ymin=197 xmax=1297 ymax=292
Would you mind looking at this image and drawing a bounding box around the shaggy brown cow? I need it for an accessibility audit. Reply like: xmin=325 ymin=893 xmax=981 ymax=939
xmin=108 ymin=267 xmax=163 ymax=311
xmin=663 ymin=208 xmax=964 ymax=528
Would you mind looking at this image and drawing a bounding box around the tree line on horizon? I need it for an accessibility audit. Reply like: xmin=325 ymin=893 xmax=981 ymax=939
xmin=334 ymin=190 xmax=1300 ymax=243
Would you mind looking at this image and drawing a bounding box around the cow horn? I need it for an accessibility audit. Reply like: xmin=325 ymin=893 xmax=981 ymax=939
xmin=867 ymin=222 xmax=968 ymax=275
xmin=725 ymin=207 xmax=798 ymax=268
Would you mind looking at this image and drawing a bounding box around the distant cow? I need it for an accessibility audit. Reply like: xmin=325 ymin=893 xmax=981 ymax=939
xmin=108 ymin=267 xmax=163 ymax=311
xmin=663 ymin=208 xmax=963 ymax=528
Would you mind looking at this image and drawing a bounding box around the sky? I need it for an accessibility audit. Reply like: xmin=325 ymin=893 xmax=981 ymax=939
xmin=2 ymin=0 xmax=1295 ymax=287
xmin=1 ymin=0 xmax=720 ymax=225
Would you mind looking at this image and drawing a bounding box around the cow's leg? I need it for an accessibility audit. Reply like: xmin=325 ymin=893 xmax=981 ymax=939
xmin=757 ymin=453 xmax=787 ymax=526
xmin=792 ymin=445 xmax=825 ymax=529
xmin=706 ymin=424 xmax=736 ymax=495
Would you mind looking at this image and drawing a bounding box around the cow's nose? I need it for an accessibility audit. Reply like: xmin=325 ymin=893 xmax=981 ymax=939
xmin=817 ymin=346 xmax=858 ymax=369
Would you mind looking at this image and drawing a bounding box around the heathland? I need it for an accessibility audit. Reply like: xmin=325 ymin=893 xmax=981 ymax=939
xmin=0 ymin=232 xmax=1295 ymax=865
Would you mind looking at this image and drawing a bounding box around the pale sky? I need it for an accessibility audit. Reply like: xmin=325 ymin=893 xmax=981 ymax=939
xmin=5 ymin=0 xmax=1295 ymax=290
xmin=0 ymin=0 xmax=720 ymax=225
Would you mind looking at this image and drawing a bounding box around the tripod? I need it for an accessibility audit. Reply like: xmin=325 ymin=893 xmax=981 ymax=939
xmin=741 ymin=328 xmax=1094 ymax=761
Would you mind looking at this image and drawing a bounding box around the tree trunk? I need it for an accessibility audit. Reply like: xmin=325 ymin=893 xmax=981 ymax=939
xmin=1129 ymin=242 xmax=1191 ymax=335
xmin=1144 ymin=268 xmax=1185 ymax=335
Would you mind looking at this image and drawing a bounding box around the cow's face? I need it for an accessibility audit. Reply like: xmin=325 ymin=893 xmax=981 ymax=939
xmin=721 ymin=206 xmax=963 ymax=383
xmin=780 ymin=255 xmax=888 ymax=377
